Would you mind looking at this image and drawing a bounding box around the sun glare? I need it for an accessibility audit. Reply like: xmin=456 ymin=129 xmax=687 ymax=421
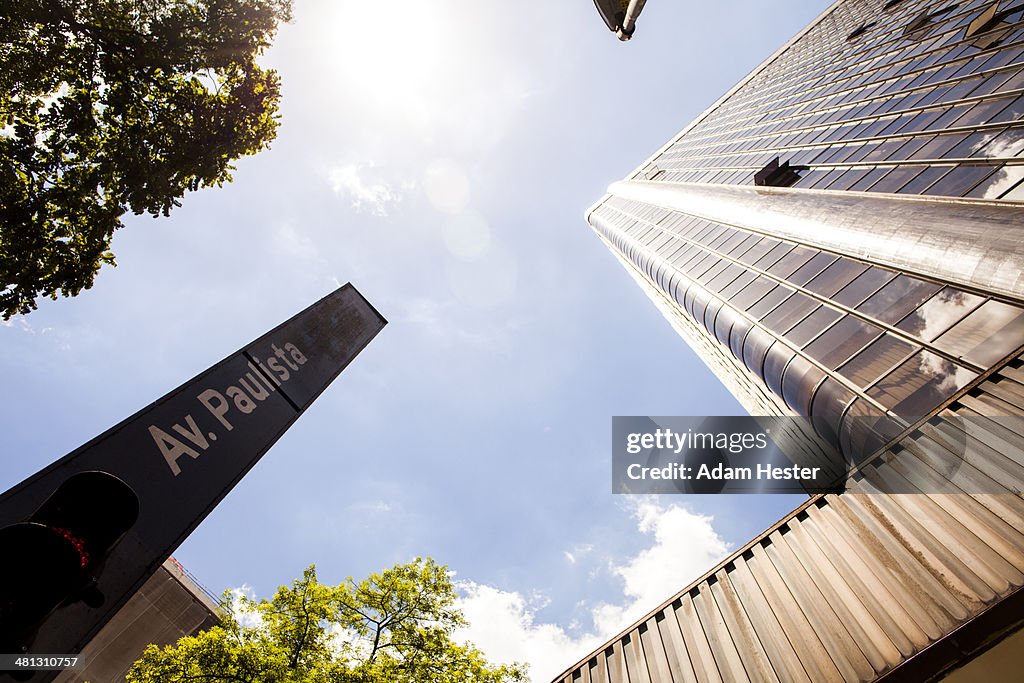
xmin=316 ymin=0 xmax=451 ymax=107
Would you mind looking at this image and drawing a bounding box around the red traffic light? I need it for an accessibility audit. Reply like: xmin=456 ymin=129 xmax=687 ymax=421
xmin=0 ymin=472 xmax=138 ymax=653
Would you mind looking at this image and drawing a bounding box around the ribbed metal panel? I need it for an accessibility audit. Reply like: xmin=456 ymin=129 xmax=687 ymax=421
xmin=552 ymin=358 xmax=1024 ymax=682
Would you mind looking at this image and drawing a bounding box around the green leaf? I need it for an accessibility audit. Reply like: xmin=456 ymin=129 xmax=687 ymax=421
xmin=0 ymin=0 xmax=292 ymax=318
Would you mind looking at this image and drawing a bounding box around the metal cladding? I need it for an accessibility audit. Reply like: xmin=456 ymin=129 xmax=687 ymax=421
xmin=555 ymin=363 xmax=1024 ymax=681
xmin=0 ymin=284 xmax=385 ymax=680
xmin=574 ymin=0 xmax=1024 ymax=679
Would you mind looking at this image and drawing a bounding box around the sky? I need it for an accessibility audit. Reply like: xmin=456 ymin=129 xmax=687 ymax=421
xmin=1 ymin=1 xmax=831 ymax=680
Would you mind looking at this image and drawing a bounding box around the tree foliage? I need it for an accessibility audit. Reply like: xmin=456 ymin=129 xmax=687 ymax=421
xmin=0 ymin=0 xmax=292 ymax=318
xmin=126 ymin=558 xmax=528 ymax=683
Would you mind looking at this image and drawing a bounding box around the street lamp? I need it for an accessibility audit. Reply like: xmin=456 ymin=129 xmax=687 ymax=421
xmin=593 ymin=0 xmax=648 ymax=41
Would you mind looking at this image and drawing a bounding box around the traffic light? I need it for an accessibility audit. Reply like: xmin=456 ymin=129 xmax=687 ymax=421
xmin=0 ymin=471 xmax=139 ymax=654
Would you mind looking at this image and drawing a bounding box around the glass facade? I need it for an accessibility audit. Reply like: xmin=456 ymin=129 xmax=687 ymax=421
xmin=589 ymin=0 xmax=1024 ymax=461
xmin=645 ymin=0 xmax=1024 ymax=201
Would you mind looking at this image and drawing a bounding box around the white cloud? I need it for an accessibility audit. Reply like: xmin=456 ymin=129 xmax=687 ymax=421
xmin=456 ymin=500 xmax=732 ymax=682
xmin=224 ymin=585 xmax=263 ymax=629
xmin=270 ymin=223 xmax=320 ymax=262
xmin=219 ymin=502 xmax=728 ymax=683
xmin=590 ymin=500 xmax=730 ymax=636
xmin=455 ymin=582 xmax=603 ymax=683
xmin=1 ymin=317 xmax=53 ymax=335
xmin=327 ymin=164 xmax=405 ymax=216
xmin=562 ymin=543 xmax=593 ymax=566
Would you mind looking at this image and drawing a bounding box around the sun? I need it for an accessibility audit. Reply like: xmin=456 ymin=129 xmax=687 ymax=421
xmin=314 ymin=0 xmax=452 ymax=107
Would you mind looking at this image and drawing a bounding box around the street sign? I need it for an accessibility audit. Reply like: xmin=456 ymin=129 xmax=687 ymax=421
xmin=0 ymin=284 xmax=386 ymax=679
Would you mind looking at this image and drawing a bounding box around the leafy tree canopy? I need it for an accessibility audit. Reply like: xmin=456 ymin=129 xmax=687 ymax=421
xmin=0 ymin=0 xmax=292 ymax=319
xmin=126 ymin=558 xmax=528 ymax=683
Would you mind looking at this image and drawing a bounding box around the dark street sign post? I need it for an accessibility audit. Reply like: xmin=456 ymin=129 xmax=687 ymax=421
xmin=0 ymin=284 xmax=386 ymax=681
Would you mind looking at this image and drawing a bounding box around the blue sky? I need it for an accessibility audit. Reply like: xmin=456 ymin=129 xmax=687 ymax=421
xmin=1 ymin=0 xmax=831 ymax=679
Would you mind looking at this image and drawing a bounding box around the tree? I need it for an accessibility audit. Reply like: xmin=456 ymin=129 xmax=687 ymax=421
xmin=0 ymin=0 xmax=292 ymax=319
xmin=126 ymin=558 xmax=528 ymax=683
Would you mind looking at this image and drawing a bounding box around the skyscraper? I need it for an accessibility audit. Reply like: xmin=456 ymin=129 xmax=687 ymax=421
xmin=558 ymin=0 xmax=1024 ymax=680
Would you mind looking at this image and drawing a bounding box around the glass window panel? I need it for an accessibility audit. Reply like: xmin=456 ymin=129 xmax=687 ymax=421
xmin=697 ymin=259 xmax=731 ymax=285
xmin=833 ymin=267 xmax=897 ymax=307
xmin=910 ymin=133 xmax=970 ymax=160
xmin=863 ymin=138 xmax=915 ymax=162
xmin=848 ymin=167 xmax=891 ymax=190
xmin=714 ymin=232 xmax=748 ymax=253
xmin=1002 ymin=176 xmax=1024 ymax=199
xmin=704 ymin=299 xmax=725 ymax=337
xmin=708 ymin=227 xmax=738 ymax=250
xmin=720 ymin=270 xmax=758 ymax=299
xmin=726 ymin=234 xmax=762 ymax=256
xmin=696 ymin=225 xmax=725 ymax=244
xmin=716 ymin=303 xmax=741 ymax=348
xmin=946 ymin=129 xmax=1008 ymax=159
xmin=866 ymin=166 xmax=928 ymax=192
xmin=806 ymin=259 xmax=870 ymax=297
xmin=857 ymin=274 xmax=942 ymax=324
xmin=868 ymin=350 xmax=977 ymax=417
xmin=846 ymin=141 xmax=882 ymax=162
xmin=679 ymin=248 xmax=709 ymax=270
xmin=692 ymin=254 xmax=722 ymax=279
xmin=707 ymin=262 xmax=745 ymax=292
xmin=896 ymin=287 xmax=985 ymax=341
xmin=976 ymin=127 xmax=1024 ymax=158
xmin=672 ymin=245 xmax=701 ymax=266
xmin=810 ymin=170 xmax=849 ymax=189
xmin=767 ymin=246 xmax=817 ymax=278
xmin=878 ymin=112 xmax=918 ymax=136
xmin=916 ymin=84 xmax=953 ymax=107
xmin=893 ymin=137 xmax=939 ymax=161
xmin=763 ymin=342 xmax=797 ymax=398
xmin=970 ymin=67 xmax=1023 ymax=97
xmin=670 ymin=276 xmax=690 ymax=307
xmin=788 ymin=252 xmax=838 ymax=287
xmin=732 ymin=275 xmax=776 ymax=310
xmin=792 ymin=170 xmax=832 ymax=188
xmin=730 ymin=316 xmax=754 ymax=361
xmin=966 ymin=164 xmax=1024 ymax=199
xmin=993 ymin=69 xmax=1024 ymax=94
xmin=922 ymin=164 xmax=996 ymax=196
xmin=948 ymin=97 xmax=1018 ymax=127
xmin=738 ymin=237 xmax=781 ymax=265
xmin=896 ymin=165 xmax=952 ymax=193
xmin=747 ymin=284 xmax=795 ymax=318
xmin=934 ymin=300 xmax=1024 ymax=367
xmin=753 ymin=242 xmax=795 ymax=270
xmin=804 ymin=316 xmax=885 ymax=368
xmin=782 ymin=354 xmax=827 ymax=417
xmin=811 ymin=378 xmax=858 ymax=448
xmin=787 ymin=306 xmax=844 ymax=347
xmin=990 ymin=95 xmax=1024 ymax=124
xmin=742 ymin=325 xmax=776 ymax=379
xmin=837 ymin=334 xmax=918 ymax=387
xmin=896 ymin=108 xmax=947 ymax=134
xmin=840 ymin=398 xmax=905 ymax=463
xmin=689 ymin=287 xmax=713 ymax=322
xmin=761 ymin=292 xmax=819 ymax=333
xmin=825 ymin=168 xmax=874 ymax=191
xmin=939 ymin=74 xmax=983 ymax=101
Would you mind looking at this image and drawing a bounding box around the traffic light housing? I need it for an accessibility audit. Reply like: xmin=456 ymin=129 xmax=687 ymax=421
xmin=0 ymin=471 xmax=139 ymax=654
